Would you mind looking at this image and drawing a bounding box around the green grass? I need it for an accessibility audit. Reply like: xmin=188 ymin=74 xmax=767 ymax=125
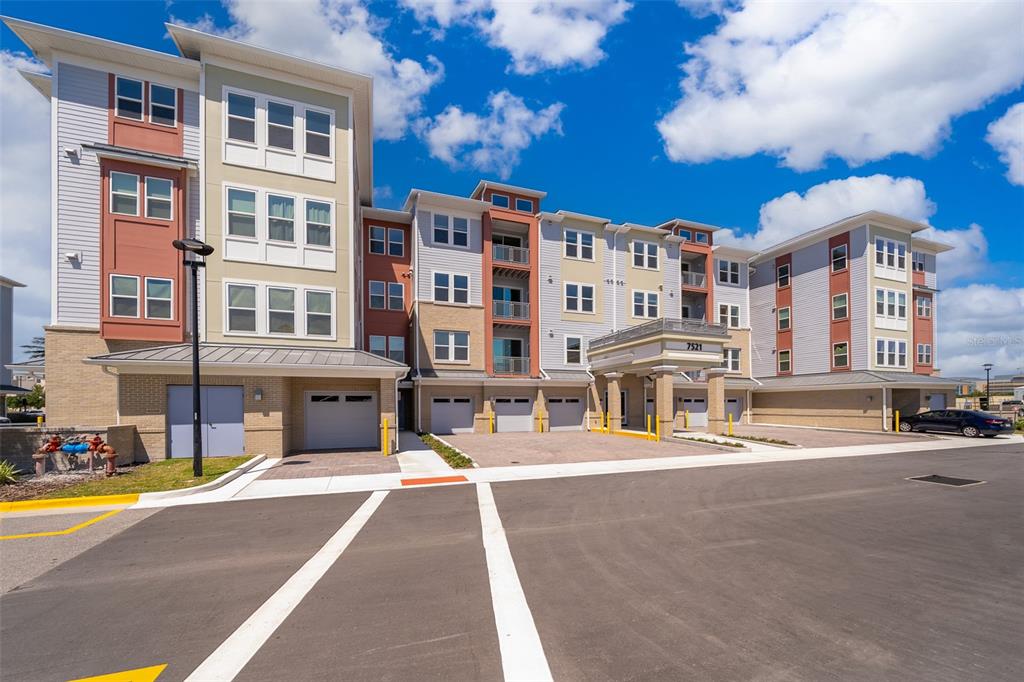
xmin=417 ymin=433 xmax=474 ymax=468
xmin=684 ymin=436 xmax=746 ymax=448
xmin=40 ymin=456 xmax=253 ymax=498
xmin=729 ymin=435 xmax=796 ymax=446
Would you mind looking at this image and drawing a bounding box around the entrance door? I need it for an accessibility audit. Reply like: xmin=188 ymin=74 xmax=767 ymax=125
xmin=548 ymin=397 xmax=585 ymax=431
xmin=305 ymin=391 xmax=378 ymax=449
xmin=168 ymin=385 xmax=244 ymax=458
xmin=494 ymin=397 xmax=534 ymax=432
xmin=603 ymin=390 xmax=629 ymax=427
xmin=680 ymin=397 xmax=708 ymax=428
xmin=645 ymin=398 xmax=655 ymax=428
xmin=725 ymin=397 xmax=742 ymax=423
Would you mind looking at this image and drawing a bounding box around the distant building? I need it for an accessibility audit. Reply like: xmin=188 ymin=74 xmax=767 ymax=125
xmin=0 ymin=275 xmax=29 ymax=416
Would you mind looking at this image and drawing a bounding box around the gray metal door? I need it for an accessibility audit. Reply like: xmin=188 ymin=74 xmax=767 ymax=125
xmin=168 ymin=385 xmax=244 ymax=458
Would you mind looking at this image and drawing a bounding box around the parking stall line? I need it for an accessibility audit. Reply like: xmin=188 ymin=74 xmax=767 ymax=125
xmin=184 ymin=490 xmax=389 ymax=682
xmin=477 ymin=481 xmax=553 ymax=682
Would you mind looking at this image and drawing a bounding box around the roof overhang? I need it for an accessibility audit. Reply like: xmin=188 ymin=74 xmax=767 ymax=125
xmin=362 ymin=206 xmax=412 ymax=225
xmin=713 ymin=244 xmax=759 ymax=260
xmin=403 ymin=189 xmax=490 ymax=214
xmin=19 ymin=69 xmax=51 ymax=98
xmin=0 ymin=276 xmax=26 ymax=288
xmin=753 ymin=211 xmax=931 ymax=264
xmin=538 ymin=210 xmax=611 ymax=226
xmin=83 ymin=359 xmax=406 ymax=380
xmin=471 ymin=180 xmax=547 ymax=200
xmin=83 ymin=143 xmax=198 ymax=171
xmin=588 ymin=319 xmax=730 ymax=375
xmin=910 ymin=236 xmax=955 ymax=254
xmin=655 ymin=218 xmax=723 ymax=233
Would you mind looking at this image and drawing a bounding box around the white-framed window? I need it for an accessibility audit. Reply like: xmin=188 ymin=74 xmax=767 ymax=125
xmin=515 ymin=197 xmax=534 ymax=213
xmin=632 ymin=240 xmax=659 ymax=269
xmin=916 ymin=295 xmax=932 ymax=317
xmin=565 ymin=336 xmax=584 ymax=365
xmin=434 ymin=331 xmax=469 ymax=363
xmin=434 ymin=272 xmax=469 ymax=304
xmin=227 ymin=188 xmax=257 ymax=238
xmin=388 ymin=282 xmax=404 ymax=311
xmin=776 ymin=263 xmax=790 ymax=287
xmin=916 ymin=343 xmax=932 ymax=365
xmin=564 ymin=229 xmax=594 ymax=260
xmin=679 ymin=229 xmax=691 ymax=241
xmin=718 ymin=304 xmax=740 ymax=328
xmin=369 ymin=226 xmax=405 ymax=257
xmin=109 ymin=274 xmax=139 ymax=318
xmin=388 ymin=336 xmax=406 ymax=363
xmin=225 ymin=281 xmax=336 ymax=340
xmin=266 ymin=100 xmax=294 ymax=151
xmin=491 ymin=193 xmax=510 ymax=208
xmin=369 ymin=335 xmax=387 ymax=357
xmin=226 ymin=92 xmax=257 ymax=144
xmin=369 ymin=280 xmax=387 ymax=309
xmin=432 ymin=213 xmax=470 ymax=248
xmin=267 ymin=194 xmax=295 ymax=243
xmin=148 ymin=83 xmax=176 ymax=127
xmin=874 ymin=237 xmax=907 ymax=272
xmin=564 ymin=282 xmax=595 ymax=313
xmin=912 ymin=251 xmax=926 ymax=272
xmin=369 ymin=226 xmax=386 ymax=255
xmin=875 ymin=337 xmax=908 ymax=368
xmin=694 ymin=232 xmax=709 ymax=244
xmin=305 ymin=290 xmax=332 ymax=336
xmin=305 ymin=200 xmax=332 ymax=247
xmin=718 ymin=259 xmax=740 ymax=285
xmin=226 ymin=283 xmax=257 ymax=333
xmin=388 ymin=228 xmax=404 ymax=257
xmin=778 ymin=349 xmax=792 ymax=373
xmin=144 ymin=177 xmax=173 ymax=220
xmin=632 ymin=290 xmax=659 ymax=318
xmin=831 ymin=244 xmax=848 ymax=272
xmin=875 ymin=287 xmax=907 ymax=321
xmin=777 ymin=306 xmax=791 ymax=331
xmin=144 ymin=277 xmax=173 ymax=320
xmin=267 ymin=287 xmax=296 ymax=334
xmin=723 ymin=347 xmax=741 ymax=372
xmin=304 ymin=109 xmax=332 ymax=158
xmin=109 ymin=171 xmax=139 ymax=216
xmin=832 ymin=342 xmax=849 ymax=368
xmin=832 ymin=293 xmax=848 ymax=320
xmin=115 ymin=76 xmax=143 ymax=120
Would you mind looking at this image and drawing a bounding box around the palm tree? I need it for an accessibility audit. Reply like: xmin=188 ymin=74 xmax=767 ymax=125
xmin=20 ymin=336 xmax=45 ymax=360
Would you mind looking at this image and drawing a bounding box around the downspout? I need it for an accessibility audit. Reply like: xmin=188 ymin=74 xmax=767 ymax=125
xmin=881 ymin=385 xmax=888 ymax=431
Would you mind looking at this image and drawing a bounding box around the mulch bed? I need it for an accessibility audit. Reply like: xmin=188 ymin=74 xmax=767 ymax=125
xmin=0 ymin=466 xmax=135 ymax=502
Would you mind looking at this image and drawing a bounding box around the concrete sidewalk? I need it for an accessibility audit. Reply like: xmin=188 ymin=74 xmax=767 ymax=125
xmin=395 ymin=431 xmax=451 ymax=474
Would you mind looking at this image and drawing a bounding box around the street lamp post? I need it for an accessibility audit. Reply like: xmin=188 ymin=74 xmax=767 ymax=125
xmin=983 ymin=362 xmax=993 ymax=412
xmin=173 ymin=238 xmax=215 ymax=478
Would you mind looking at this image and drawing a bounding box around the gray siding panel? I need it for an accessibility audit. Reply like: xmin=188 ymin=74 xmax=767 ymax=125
xmin=182 ymin=90 xmax=200 ymax=159
xmin=923 ymin=252 xmax=937 ymax=289
xmin=749 ymin=258 xmax=775 ymax=378
xmin=663 ymin=241 xmax=681 ymax=314
xmin=414 ymin=209 xmax=483 ymax=305
xmin=790 ymin=241 xmax=830 ymax=375
xmin=850 ymin=226 xmax=869 ymax=371
xmin=713 ymin=257 xmax=749 ymax=327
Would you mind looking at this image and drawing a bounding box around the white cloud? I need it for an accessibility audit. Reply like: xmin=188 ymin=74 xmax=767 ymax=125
xmin=986 ymin=102 xmax=1024 ymax=186
xmin=936 ymin=285 xmax=1024 ymax=377
xmin=418 ymin=90 xmax=564 ymax=179
xmin=181 ymin=0 xmax=443 ymax=140
xmin=400 ymin=0 xmax=631 ymax=74
xmin=0 ymin=52 xmax=51 ymax=361
xmin=657 ymin=1 xmax=1024 ymax=170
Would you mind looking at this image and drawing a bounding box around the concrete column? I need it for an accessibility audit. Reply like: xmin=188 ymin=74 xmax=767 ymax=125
xmin=606 ymin=372 xmax=623 ymax=432
xmin=706 ymin=367 xmax=727 ymax=434
xmin=652 ymin=365 xmax=677 ymax=440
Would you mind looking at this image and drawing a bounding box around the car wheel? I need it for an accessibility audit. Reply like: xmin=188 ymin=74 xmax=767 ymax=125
xmin=961 ymin=425 xmax=980 ymax=438
xmin=898 ymin=421 xmax=914 ymax=432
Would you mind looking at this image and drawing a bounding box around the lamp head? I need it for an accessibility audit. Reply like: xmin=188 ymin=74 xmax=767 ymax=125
xmin=172 ymin=238 xmax=215 ymax=257
xmin=983 ymin=363 xmax=994 ymax=371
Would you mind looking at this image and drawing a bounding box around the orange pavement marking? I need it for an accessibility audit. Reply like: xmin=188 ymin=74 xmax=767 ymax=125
xmin=400 ymin=475 xmax=468 ymax=486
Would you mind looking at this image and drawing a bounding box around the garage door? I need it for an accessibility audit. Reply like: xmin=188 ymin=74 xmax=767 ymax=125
xmin=305 ymin=391 xmax=378 ymax=449
xmin=495 ymin=397 xmax=533 ymax=432
xmin=548 ymin=397 xmax=585 ymax=431
xmin=431 ymin=397 xmax=474 ymax=434
xmin=725 ymin=397 xmax=743 ymax=423
xmin=679 ymin=397 xmax=708 ymax=428
xmin=168 ymin=385 xmax=244 ymax=458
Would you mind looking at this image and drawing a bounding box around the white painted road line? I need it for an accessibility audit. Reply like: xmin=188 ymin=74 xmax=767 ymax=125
xmin=184 ymin=490 xmax=389 ymax=681
xmin=477 ymin=482 xmax=553 ymax=682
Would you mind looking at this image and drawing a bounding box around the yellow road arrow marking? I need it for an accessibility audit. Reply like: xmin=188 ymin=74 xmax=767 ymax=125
xmin=68 ymin=663 xmax=167 ymax=682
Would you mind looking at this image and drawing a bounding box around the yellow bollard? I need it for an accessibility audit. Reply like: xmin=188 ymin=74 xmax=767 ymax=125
xmin=684 ymin=410 xmax=689 ymax=430
xmin=490 ymin=412 xmax=495 ymax=434
xmin=894 ymin=409 xmax=900 ymax=433
xmin=36 ymin=415 xmax=44 ymax=427
xmin=656 ymin=416 xmax=661 ymax=441
xmin=646 ymin=414 xmax=652 ymax=440
xmin=382 ymin=417 xmax=389 ymax=456
xmin=728 ymin=412 xmax=734 ymax=437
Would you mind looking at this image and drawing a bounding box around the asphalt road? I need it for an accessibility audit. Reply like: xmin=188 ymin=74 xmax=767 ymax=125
xmin=1 ymin=442 xmax=1021 ymax=681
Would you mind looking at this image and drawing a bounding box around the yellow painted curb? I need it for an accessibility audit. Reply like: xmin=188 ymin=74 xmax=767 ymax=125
xmin=0 ymin=493 xmax=139 ymax=514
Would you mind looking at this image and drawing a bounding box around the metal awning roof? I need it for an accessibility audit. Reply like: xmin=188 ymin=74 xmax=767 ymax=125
xmin=83 ymin=143 xmax=198 ymax=170
xmin=754 ymin=370 xmax=957 ymax=392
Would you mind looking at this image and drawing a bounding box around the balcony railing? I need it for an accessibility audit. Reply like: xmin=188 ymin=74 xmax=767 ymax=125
xmin=681 ymin=271 xmax=707 ymax=288
xmin=493 ymin=244 xmax=529 ymax=265
xmin=493 ymin=300 xmax=530 ymax=320
xmin=588 ymin=317 xmax=729 ymax=352
xmin=494 ymin=356 xmax=530 ymax=375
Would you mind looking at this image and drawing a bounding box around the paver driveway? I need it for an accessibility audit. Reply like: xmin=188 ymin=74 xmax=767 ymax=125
xmin=728 ymin=423 xmax=936 ymax=448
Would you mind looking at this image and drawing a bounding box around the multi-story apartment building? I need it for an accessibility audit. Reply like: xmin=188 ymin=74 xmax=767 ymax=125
xmin=7 ymin=16 xmax=957 ymax=459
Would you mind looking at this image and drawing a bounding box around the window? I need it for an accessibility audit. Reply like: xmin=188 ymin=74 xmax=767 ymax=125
xmin=832 ymin=293 xmax=848 ymax=320
xmin=369 ymin=281 xmax=387 ymax=310
xmin=916 ymin=296 xmax=932 ymax=317
xmin=832 ymin=342 xmax=849 ymax=368
xmin=632 ymin=290 xmax=659 ymax=318
xmin=491 ymin=194 xmax=510 ymax=208
xmin=778 ymin=349 xmax=792 ymax=373
xmin=434 ymin=331 xmax=469 ymax=362
xmin=387 ymin=228 xmax=404 ymax=257
xmin=226 ymin=284 xmax=257 ymax=332
xmin=678 ymin=229 xmax=691 ymax=241
xmin=267 ymin=195 xmax=295 ymax=242
xmin=388 ymin=282 xmax=404 ymax=311
xmin=369 ymin=226 xmax=386 ymax=255
xmin=564 ymin=230 xmax=594 ymax=260
xmin=110 ymin=172 xmax=138 ymax=215
xmin=875 ymin=338 xmax=908 ymax=368
xmin=718 ymin=304 xmax=740 ymax=328
xmin=515 ymin=197 xmax=534 ymax=213
xmin=432 ymin=213 xmax=469 ymax=247
xmin=115 ymin=76 xmax=143 ymax=120
xmin=565 ymin=336 xmax=583 ymax=365
xmin=305 ymin=109 xmax=331 ymax=157
xmin=912 ymin=251 xmax=926 ymax=272
xmin=227 ymin=92 xmax=257 ymax=143
xmin=144 ymin=177 xmax=172 ymax=220
xmin=109 ymin=275 xmax=139 ymax=317
xmin=875 ymin=237 xmax=907 ymax=271
xmin=564 ymin=283 xmax=594 ymax=313
xmin=145 ymin=83 xmax=177 ymax=127
xmin=227 ymin=188 xmax=257 ymax=238
xmin=777 ymin=306 xmax=791 ymax=331
xmin=632 ymin=240 xmax=659 ymax=269
xmin=694 ymin=232 xmax=709 ymax=244
xmin=681 ymin=304 xmax=691 ymax=318
xmin=433 ymin=272 xmax=469 ymax=304
xmin=305 ymin=200 xmax=331 ymax=247
xmin=144 ymin=278 xmax=172 ymax=319
xmin=875 ymin=287 xmax=907 ymax=321
xmin=267 ymin=101 xmax=294 ymax=150
xmin=917 ymin=343 xmax=932 ymax=365
xmin=776 ymin=263 xmax=790 ymax=287
xmin=369 ymin=335 xmax=387 ymax=357
xmin=718 ymin=259 xmax=740 ymax=285
xmin=388 ymin=336 xmax=406 ymax=363
xmin=831 ymin=244 xmax=848 ymax=272
xmin=723 ymin=348 xmax=741 ymax=372
xmin=267 ymin=287 xmax=295 ymax=334
xmin=305 ymin=290 xmax=332 ymax=336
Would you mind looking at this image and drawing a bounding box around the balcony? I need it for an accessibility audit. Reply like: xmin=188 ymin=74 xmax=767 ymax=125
xmin=494 ymin=355 xmax=530 ymax=375
xmin=493 ymin=300 xmax=530 ymax=321
xmin=493 ymin=243 xmax=529 ymax=265
xmin=681 ymin=271 xmax=707 ymax=288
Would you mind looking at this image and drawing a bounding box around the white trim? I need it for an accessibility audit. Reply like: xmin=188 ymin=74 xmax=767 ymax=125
xmin=777 ymin=348 xmax=792 ymax=373
xmin=347 ymin=92 xmax=355 ymax=347
xmin=429 ymin=211 xmax=472 ymax=250
xmin=830 ymin=243 xmax=849 ymax=272
xmin=514 ymin=197 xmax=534 ymax=213
xmin=143 ymin=276 xmax=174 ymax=321
xmin=490 ymin=192 xmax=510 ymax=209
xmin=776 ymin=262 xmax=790 ymax=288
xmin=431 ymin=270 xmax=471 ymax=305
xmin=114 ymin=74 xmax=143 ymax=121
xmin=433 ymin=329 xmax=471 ymax=364
xmin=777 ymin=305 xmax=791 ymax=331
xmin=873 ymin=336 xmax=908 ymax=369
xmin=50 ymin=59 xmax=58 ymax=325
xmin=831 ymin=341 xmax=849 ymax=369
xmin=563 ymin=228 xmax=595 ymax=261
xmin=223 ymin=278 xmax=337 ymax=341
xmin=563 ymin=334 xmax=585 ymax=366
xmin=631 ymin=289 xmax=660 ymax=319
xmin=631 ymin=239 xmax=660 ymax=271
xmin=717 ymin=258 xmax=741 ymax=285
xmin=831 ymin=292 xmax=848 ymax=320
xmin=147 ymin=81 xmax=178 ymax=128
xmin=109 ymin=170 xmax=140 ymax=216
xmin=563 ymin=281 xmax=596 ymax=314
xmin=144 ymin=176 xmax=174 ymax=221
xmin=109 ymin=274 xmax=140 ymax=318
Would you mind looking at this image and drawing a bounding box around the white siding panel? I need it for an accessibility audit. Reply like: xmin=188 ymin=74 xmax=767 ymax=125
xmin=749 ymin=258 xmax=775 ymax=377
xmin=923 ymin=252 xmax=937 ymax=289
xmin=790 ymin=241 xmax=830 ymax=374
xmin=182 ymin=90 xmax=201 ymax=159
xmin=850 ymin=226 xmax=869 ymax=370
xmin=663 ymin=241 xmax=681 ymax=313
xmin=713 ymin=258 xmax=749 ymax=327
xmin=414 ymin=209 xmax=483 ymax=305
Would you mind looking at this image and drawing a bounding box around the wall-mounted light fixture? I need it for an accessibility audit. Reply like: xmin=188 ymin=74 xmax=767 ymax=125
xmin=64 ymin=252 xmax=81 ymax=262
xmin=254 ymin=388 xmax=263 ymax=402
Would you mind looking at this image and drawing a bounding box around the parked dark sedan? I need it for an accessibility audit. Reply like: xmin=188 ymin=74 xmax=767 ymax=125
xmin=899 ymin=409 xmax=1014 ymax=437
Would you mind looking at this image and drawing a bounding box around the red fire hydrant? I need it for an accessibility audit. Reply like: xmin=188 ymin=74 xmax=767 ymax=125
xmin=88 ymin=434 xmax=104 ymax=472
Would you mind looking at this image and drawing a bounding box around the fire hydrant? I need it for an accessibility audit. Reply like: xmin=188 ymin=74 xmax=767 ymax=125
xmin=104 ymin=449 xmax=118 ymax=477
xmin=88 ymin=434 xmax=104 ymax=472
xmin=32 ymin=451 xmax=47 ymax=477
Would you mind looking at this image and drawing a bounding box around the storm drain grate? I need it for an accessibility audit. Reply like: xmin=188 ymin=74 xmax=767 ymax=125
xmin=907 ymin=474 xmax=986 ymax=487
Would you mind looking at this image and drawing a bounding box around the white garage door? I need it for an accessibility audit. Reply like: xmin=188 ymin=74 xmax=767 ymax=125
xmin=548 ymin=397 xmax=585 ymax=431
xmin=495 ymin=397 xmax=533 ymax=432
xmin=725 ymin=398 xmax=743 ymax=423
xmin=679 ymin=397 xmax=708 ymax=428
xmin=305 ymin=391 xmax=378 ymax=450
xmin=431 ymin=397 xmax=475 ymax=434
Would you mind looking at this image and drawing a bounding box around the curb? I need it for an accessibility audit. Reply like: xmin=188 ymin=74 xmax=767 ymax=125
xmin=673 ymin=433 xmax=748 ymax=449
xmin=429 ymin=434 xmax=479 ymax=468
xmin=725 ymin=436 xmax=802 ymax=449
xmin=138 ymin=454 xmax=267 ymax=502
xmin=0 ymin=493 xmax=140 ymax=514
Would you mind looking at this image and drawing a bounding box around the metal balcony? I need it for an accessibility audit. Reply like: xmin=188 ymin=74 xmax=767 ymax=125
xmin=494 ymin=355 xmax=530 ymax=375
xmin=493 ymin=244 xmax=529 ymax=265
xmin=681 ymin=271 xmax=707 ymax=288
xmin=493 ymin=300 xmax=530 ymax=320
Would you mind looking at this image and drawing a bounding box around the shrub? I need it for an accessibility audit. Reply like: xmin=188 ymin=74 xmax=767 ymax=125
xmin=1015 ymin=419 xmax=1024 ymax=432
xmin=0 ymin=460 xmax=22 ymax=485
xmin=418 ymin=433 xmax=474 ymax=468
xmin=686 ymin=436 xmax=745 ymax=448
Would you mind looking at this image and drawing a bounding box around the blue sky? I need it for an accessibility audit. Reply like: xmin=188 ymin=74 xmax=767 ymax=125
xmin=1 ymin=0 xmax=1022 ymax=376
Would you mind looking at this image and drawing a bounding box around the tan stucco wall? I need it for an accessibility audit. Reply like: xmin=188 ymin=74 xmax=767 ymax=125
xmin=868 ymin=224 xmax=913 ymax=370
xmin=560 ymin=218 xmax=605 ymax=324
xmin=624 ymin=233 xmax=665 ymax=325
xmin=751 ymin=388 xmax=884 ymax=430
xmin=415 ymin=302 xmax=487 ymax=371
